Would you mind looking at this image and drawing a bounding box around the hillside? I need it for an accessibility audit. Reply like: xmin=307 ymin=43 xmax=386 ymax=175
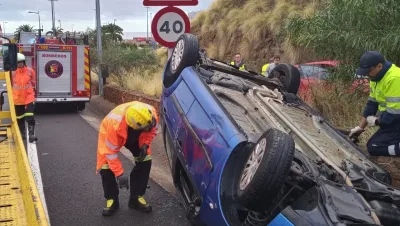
xmin=191 ymin=0 xmax=324 ymax=72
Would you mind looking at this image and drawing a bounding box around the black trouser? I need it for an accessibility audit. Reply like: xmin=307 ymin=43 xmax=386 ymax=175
xmin=15 ymin=102 xmax=35 ymax=134
xmin=367 ymin=128 xmax=400 ymax=156
xmin=100 ymin=146 xmax=152 ymax=201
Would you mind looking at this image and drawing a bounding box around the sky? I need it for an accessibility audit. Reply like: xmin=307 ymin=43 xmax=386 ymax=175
xmin=0 ymin=0 xmax=214 ymax=39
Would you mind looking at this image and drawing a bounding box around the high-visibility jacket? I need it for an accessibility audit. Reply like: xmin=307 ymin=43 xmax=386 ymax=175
xmin=96 ymin=101 xmax=159 ymax=177
xmin=367 ymin=63 xmax=400 ymax=129
xmin=230 ymin=61 xmax=246 ymax=71
xmin=261 ymin=63 xmax=269 ymax=76
xmin=11 ymin=66 xmax=36 ymax=105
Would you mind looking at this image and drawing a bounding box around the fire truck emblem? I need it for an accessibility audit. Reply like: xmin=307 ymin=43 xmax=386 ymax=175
xmin=45 ymin=60 xmax=64 ymax=78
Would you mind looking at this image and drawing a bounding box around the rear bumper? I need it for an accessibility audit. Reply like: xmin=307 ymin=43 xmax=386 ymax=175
xmin=35 ymin=97 xmax=90 ymax=103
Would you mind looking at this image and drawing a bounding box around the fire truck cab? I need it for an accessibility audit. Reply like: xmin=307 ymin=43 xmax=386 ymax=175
xmin=17 ymin=32 xmax=91 ymax=110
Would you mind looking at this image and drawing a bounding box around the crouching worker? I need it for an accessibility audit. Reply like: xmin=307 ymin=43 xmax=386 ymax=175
xmin=96 ymin=101 xmax=159 ymax=216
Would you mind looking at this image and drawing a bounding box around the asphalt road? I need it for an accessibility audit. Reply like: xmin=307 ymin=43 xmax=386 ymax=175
xmin=34 ymin=104 xmax=190 ymax=226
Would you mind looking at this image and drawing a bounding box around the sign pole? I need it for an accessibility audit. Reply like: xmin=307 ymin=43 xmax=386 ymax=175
xmin=168 ymin=48 xmax=173 ymax=60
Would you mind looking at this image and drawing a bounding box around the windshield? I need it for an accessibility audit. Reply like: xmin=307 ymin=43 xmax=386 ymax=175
xmin=299 ymin=65 xmax=330 ymax=79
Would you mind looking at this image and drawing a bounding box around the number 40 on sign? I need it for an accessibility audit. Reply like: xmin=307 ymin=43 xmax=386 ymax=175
xmin=151 ymin=6 xmax=191 ymax=48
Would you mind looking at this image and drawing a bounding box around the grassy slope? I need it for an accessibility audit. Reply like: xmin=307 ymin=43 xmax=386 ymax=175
xmin=191 ymin=0 xmax=323 ymax=72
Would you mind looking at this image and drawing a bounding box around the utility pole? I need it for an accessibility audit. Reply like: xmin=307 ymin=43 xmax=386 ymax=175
xmin=28 ymin=11 xmax=41 ymax=37
xmin=146 ymin=7 xmax=150 ymax=40
xmin=58 ymin=20 xmax=61 ymax=30
xmin=49 ymin=0 xmax=58 ymax=36
xmin=96 ymin=0 xmax=104 ymax=96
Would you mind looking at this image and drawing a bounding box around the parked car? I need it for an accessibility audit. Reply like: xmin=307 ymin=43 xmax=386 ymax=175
xmin=161 ymin=33 xmax=400 ymax=226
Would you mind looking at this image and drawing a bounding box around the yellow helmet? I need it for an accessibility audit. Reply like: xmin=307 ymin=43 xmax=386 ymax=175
xmin=125 ymin=102 xmax=154 ymax=130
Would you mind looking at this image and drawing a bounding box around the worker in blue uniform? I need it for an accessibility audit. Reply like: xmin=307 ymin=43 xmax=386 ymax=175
xmin=349 ymin=51 xmax=400 ymax=156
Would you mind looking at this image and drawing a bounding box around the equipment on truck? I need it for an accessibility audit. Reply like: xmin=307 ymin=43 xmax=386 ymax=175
xmin=16 ymin=31 xmax=91 ymax=111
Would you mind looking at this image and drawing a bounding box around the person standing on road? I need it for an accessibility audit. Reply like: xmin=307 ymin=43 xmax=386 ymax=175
xmin=230 ymin=53 xmax=247 ymax=71
xmin=265 ymin=56 xmax=280 ymax=77
xmin=349 ymin=51 xmax=400 ymax=156
xmin=96 ymin=101 xmax=158 ymax=216
xmin=11 ymin=53 xmax=38 ymax=143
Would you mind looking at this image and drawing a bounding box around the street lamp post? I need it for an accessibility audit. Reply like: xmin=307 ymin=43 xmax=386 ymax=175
xmin=49 ymin=0 xmax=58 ymax=36
xmin=58 ymin=20 xmax=61 ymax=30
xmin=3 ymin=22 xmax=7 ymax=36
xmin=146 ymin=7 xmax=150 ymax=40
xmin=96 ymin=0 xmax=104 ymax=96
xmin=28 ymin=11 xmax=41 ymax=36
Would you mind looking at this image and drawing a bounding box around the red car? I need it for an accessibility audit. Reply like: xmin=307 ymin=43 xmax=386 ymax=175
xmin=295 ymin=61 xmax=369 ymax=102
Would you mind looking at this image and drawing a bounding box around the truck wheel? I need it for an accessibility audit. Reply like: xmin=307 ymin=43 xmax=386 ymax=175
xmin=76 ymin=102 xmax=86 ymax=111
xmin=163 ymin=33 xmax=199 ymax=88
xmin=270 ymin=64 xmax=301 ymax=95
xmin=237 ymin=128 xmax=295 ymax=212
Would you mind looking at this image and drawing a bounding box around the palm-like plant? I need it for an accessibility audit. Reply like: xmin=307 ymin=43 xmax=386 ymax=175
xmin=14 ymin=24 xmax=36 ymax=38
xmin=46 ymin=27 xmax=64 ymax=37
xmin=102 ymin=23 xmax=124 ymax=43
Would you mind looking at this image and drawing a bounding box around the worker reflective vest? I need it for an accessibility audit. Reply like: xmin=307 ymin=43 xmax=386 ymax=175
xmin=230 ymin=61 xmax=246 ymax=71
xmin=96 ymin=101 xmax=159 ymax=177
xmin=369 ymin=64 xmax=400 ymax=114
xmin=261 ymin=63 xmax=269 ymax=76
xmin=11 ymin=66 xmax=36 ymax=105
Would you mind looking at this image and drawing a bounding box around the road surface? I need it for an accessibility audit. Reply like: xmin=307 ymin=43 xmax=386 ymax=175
xmin=32 ymin=103 xmax=190 ymax=226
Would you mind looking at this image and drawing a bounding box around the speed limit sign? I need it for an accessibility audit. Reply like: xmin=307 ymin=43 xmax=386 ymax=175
xmin=151 ymin=6 xmax=191 ymax=48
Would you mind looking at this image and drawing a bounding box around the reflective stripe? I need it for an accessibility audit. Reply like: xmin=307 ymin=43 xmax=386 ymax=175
xmin=105 ymin=139 xmax=120 ymax=150
xmin=106 ymin=154 xmax=118 ymax=160
xmin=101 ymin=164 xmax=110 ymax=169
xmin=16 ymin=112 xmax=34 ymax=119
xmin=379 ymin=102 xmax=387 ymax=107
xmin=25 ymin=112 xmax=34 ymax=116
xmin=134 ymin=155 xmax=152 ymax=162
xmin=386 ymin=97 xmax=400 ymax=102
xmin=388 ymin=145 xmax=396 ymax=156
xmin=13 ymin=84 xmax=32 ymax=90
xmin=107 ymin=113 xmax=123 ymax=122
xmin=16 ymin=114 xmax=25 ymax=119
xmin=368 ymin=97 xmax=377 ymax=102
xmin=386 ymin=107 xmax=400 ymax=114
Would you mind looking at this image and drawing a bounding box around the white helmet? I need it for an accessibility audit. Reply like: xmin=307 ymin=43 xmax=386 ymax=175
xmin=17 ymin=53 xmax=25 ymax=62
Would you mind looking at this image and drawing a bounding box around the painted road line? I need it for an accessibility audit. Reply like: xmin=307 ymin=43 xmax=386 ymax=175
xmin=26 ymin=128 xmax=51 ymax=224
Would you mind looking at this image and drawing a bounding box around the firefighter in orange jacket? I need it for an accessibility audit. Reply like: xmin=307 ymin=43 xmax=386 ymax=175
xmin=97 ymin=101 xmax=158 ymax=216
xmin=12 ymin=53 xmax=38 ymax=143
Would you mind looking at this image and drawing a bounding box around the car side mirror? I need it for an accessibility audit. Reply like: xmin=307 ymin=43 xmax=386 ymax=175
xmin=2 ymin=43 xmax=18 ymax=71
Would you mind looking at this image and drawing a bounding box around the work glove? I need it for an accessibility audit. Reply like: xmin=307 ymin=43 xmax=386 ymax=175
xmin=367 ymin=116 xmax=379 ymax=127
xmin=349 ymin=126 xmax=364 ymax=139
xmin=137 ymin=144 xmax=149 ymax=162
xmin=116 ymin=175 xmax=129 ymax=190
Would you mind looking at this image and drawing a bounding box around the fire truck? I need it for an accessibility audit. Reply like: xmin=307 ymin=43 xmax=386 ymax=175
xmin=16 ymin=31 xmax=91 ymax=110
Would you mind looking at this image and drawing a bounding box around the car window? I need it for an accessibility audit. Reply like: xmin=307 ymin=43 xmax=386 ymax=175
xmin=299 ymin=65 xmax=330 ymax=79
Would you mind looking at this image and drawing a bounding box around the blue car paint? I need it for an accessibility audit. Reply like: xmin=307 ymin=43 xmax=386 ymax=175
xmin=162 ymin=66 xmax=294 ymax=226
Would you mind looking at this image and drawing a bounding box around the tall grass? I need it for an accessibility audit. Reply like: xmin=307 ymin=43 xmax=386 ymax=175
xmin=191 ymin=0 xmax=322 ymax=71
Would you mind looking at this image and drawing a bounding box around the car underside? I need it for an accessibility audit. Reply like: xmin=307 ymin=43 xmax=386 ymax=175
xmin=198 ymin=54 xmax=400 ymax=226
xmin=162 ymin=34 xmax=400 ymax=226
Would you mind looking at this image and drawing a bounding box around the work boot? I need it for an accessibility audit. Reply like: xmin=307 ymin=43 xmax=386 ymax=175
xmin=28 ymin=125 xmax=38 ymax=143
xmin=102 ymin=199 xmax=120 ymax=216
xmin=128 ymin=196 xmax=152 ymax=213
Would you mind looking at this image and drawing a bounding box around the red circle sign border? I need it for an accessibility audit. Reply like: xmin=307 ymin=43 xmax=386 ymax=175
xmin=151 ymin=6 xmax=191 ymax=48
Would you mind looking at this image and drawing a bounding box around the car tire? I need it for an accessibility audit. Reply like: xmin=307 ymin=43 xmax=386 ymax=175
xmin=270 ymin=64 xmax=301 ymax=95
xmin=237 ymin=128 xmax=295 ymax=212
xmin=168 ymin=33 xmax=199 ymax=74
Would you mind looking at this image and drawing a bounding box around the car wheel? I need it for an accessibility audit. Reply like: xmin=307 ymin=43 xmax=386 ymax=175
xmin=270 ymin=64 xmax=301 ymax=95
xmin=237 ymin=128 xmax=295 ymax=212
xmin=170 ymin=33 xmax=199 ymax=74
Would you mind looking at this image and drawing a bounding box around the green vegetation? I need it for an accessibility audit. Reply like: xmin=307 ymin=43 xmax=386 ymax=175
xmin=14 ymin=24 xmax=36 ymax=39
xmin=191 ymin=0 xmax=400 ymax=145
xmin=86 ymin=24 xmax=166 ymax=97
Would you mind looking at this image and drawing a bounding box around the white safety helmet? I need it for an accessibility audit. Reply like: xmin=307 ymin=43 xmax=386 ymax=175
xmin=17 ymin=53 xmax=26 ymax=62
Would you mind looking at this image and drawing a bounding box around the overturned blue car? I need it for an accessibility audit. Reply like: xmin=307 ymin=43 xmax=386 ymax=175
xmin=160 ymin=33 xmax=400 ymax=226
